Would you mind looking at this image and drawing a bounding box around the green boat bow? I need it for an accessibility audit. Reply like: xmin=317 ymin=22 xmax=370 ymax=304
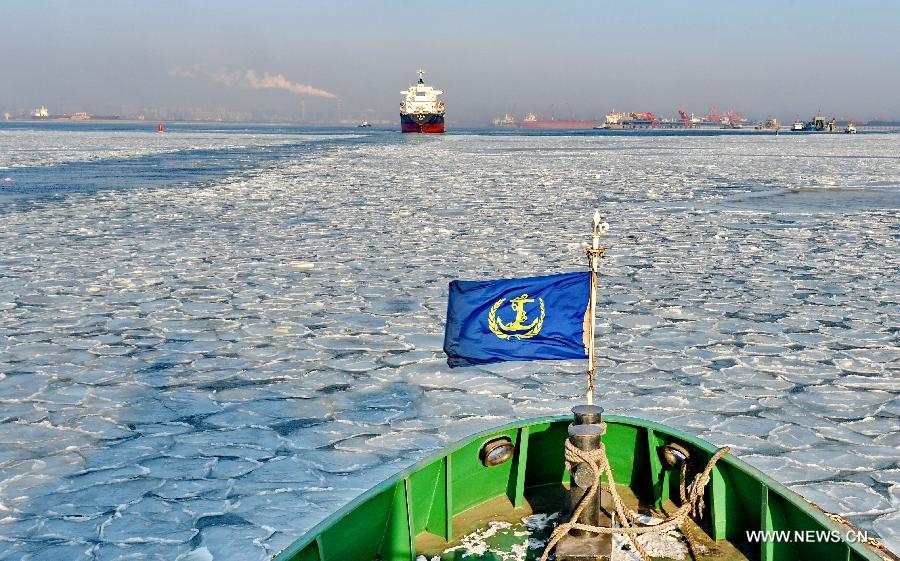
xmin=274 ymin=414 xmax=892 ymax=561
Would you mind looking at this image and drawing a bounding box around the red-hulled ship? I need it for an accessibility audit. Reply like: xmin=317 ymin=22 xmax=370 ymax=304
xmin=518 ymin=113 xmax=597 ymax=129
xmin=400 ymin=69 xmax=445 ymax=133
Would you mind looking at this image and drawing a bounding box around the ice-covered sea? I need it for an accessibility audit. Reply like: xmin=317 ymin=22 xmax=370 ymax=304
xmin=1 ymin=124 xmax=898 ymax=560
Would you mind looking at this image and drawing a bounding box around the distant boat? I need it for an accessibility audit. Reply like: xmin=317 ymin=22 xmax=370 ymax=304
xmin=754 ymin=118 xmax=780 ymax=131
xmin=595 ymin=111 xmax=623 ymax=129
xmin=792 ymin=114 xmax=838 ymax=133
xmin=491 ymin=113 xmax=517 ymax=127
xmin=157 ymin=123 xmax=165 ymax=134
xmin=357 ymin=121 xmax=372 ymax=128
xmin=845 ymin=122 xmax=858 ymax=134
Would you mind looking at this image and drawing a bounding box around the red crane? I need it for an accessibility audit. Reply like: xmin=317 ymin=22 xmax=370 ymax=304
xmin=677 ymin=108 xmax=692 ymax=126
xmin=704 ymin=105 xmax=722 ymax=123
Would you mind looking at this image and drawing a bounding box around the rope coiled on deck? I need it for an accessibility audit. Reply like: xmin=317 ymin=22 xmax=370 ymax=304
xmin=540 ymin=422 xmax=730 ymax=561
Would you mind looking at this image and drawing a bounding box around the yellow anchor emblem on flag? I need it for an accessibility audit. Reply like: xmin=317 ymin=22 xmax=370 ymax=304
xmin=488 ymin=294 xmax=545 ymax=340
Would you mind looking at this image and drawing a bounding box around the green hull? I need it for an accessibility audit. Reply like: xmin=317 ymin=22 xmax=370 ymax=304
xmin=274 ymin=415 xmax=888 ymax=561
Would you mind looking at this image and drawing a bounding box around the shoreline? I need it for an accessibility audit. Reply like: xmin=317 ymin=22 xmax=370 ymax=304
xmin=4 ymin=122 xmax=900 ymax=135
xmin=4 ymin=119 xmax=900 ymax=132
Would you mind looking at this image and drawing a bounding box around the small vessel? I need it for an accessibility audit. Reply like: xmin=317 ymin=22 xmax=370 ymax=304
xmin=845 ymin=122 xmax=858 ymax=134
xmin=594 ymin=111 xmax=623 ymax=129
xmin=400 ymin=69 xmax=445 ymax=133
xmin=357 ymin=121 xmax=372 ymax=128
xmin=492 ymin=113 xmax=517 ymax=127
xmin=157 ymin=123 xmax=165 ymax=134
xmin=720 ymin=110 xmax=745 ymax=129
xmin=755 ymin=118 xmax=781 ymax=131
xmin=793 ymin=114 xmax=839 ymax=133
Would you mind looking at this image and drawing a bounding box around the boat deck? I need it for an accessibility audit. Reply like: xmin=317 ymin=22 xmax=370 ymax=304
xmin=273 ymin=416 xmax=888 ymax=561
xmin=417 ymin=482 xmax=752 ymax=560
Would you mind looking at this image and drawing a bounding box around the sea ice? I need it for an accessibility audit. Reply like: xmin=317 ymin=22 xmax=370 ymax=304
xmin=3 ymin=130 xmax=899 ymax=558
xmin=741 ymin=454 xmax=840 ymax=484
xmin=874 ymin=511 xmax=900 ymax=554
xmin=790 ymin=482 xmax=894 ymax=516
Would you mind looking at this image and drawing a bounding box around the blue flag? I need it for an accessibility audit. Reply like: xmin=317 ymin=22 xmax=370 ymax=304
xmin=444 ymin=271 xmax=590 ymax=367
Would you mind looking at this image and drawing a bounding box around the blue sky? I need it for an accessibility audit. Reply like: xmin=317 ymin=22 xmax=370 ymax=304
xmin=2 ymin=0 xmax=898 ymax=122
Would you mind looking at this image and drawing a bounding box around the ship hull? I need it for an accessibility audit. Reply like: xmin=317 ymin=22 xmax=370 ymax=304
xmin=400 ymin=113 xmax=445 ymax=133
xmin=520 ymin=119 xmax=596 ymax=129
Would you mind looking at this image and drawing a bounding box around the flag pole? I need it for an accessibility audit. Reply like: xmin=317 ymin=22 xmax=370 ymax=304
xmin=586 ymin=210 xmax=607 ymax=405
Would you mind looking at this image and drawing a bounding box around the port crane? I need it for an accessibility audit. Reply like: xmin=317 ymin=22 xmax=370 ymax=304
xmin=723 ymin=109 xmax=744 ymax=128
xmin=704 ymin=105 xmax=722 ymax=123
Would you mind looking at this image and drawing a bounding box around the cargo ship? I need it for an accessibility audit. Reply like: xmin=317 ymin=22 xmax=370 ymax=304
xmin=621 ymin=111 xmax=657 ymax=128
xmin=400 ymin=69 xmax=445 ymax=133
xmin=691 ymin=116 xmax=723 ymax=129
xmin=519 ymin=112 xmax=597 ymax=129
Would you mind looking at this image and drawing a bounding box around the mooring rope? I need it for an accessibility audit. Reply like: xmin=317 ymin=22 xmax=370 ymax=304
xmin=540 ymin=422 xmax=730 ymax=561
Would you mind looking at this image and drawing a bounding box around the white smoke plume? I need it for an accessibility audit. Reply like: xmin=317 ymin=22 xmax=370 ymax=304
xmin=171 ymin=66 xmax=337 ymax=99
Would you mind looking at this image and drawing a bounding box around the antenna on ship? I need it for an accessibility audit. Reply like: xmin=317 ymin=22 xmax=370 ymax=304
xmin=417 ymin=68 xmax=425 ymax=84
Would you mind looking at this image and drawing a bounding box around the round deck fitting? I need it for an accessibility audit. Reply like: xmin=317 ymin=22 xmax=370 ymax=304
xmin=479 ymin=437 xmax=515 ymax=467
xmin=568 ymin=423 xmax=603 ymax=452
xmin=572 ymin=404 xmax=604 ymax=426
xmin=662 ymin=442 xmax=691 ymax=468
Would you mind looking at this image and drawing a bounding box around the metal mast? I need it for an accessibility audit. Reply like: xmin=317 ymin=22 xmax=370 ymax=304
xmin=586 ymin=210 xmax=608 ymax=405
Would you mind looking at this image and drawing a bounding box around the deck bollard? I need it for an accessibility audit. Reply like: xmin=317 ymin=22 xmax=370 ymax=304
xmin=556 ymin=405 xmax=613 ymax=560
xmin=572 ymin=404 xmax=603 ymax=426
xmin=568 ymin=423 xmax=604 ymax=534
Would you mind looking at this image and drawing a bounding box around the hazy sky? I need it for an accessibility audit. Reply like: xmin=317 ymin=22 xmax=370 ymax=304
xmin=2 ymin=0 xmax=899 ymax=123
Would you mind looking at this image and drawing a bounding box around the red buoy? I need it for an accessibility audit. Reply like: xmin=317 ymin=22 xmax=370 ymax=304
xmin=157 ymin=123 xmax=165 ymax=133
